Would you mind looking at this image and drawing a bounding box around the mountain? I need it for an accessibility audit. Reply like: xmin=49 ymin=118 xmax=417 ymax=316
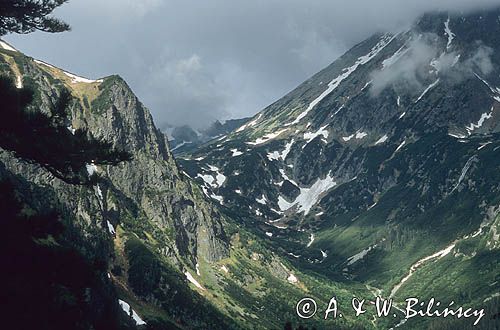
xmin=2 ymin=7 xmax=500 ymax=330
xmin=168 ymin=118 xmax=250 ymax=155
xmin=0 ymin=40 xmax=380 ymax=329
xmin=179 ymin=7 xmax=500 ymax=329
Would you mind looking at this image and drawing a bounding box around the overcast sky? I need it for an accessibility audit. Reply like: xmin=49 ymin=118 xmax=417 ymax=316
xmin=5 ymin=0 xmax=500 ymax=129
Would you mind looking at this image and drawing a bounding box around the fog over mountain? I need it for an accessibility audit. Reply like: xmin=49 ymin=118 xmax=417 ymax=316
xmin=5 ymin=0 xmax=500 ymax=129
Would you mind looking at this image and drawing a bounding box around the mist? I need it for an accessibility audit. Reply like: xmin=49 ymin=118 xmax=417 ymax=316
xmin=5 ymin=0 xmax=500 ymax=129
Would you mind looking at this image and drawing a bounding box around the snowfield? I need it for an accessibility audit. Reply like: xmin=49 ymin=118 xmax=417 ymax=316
xmin=278 ymin=173 xmax=337 ymax=215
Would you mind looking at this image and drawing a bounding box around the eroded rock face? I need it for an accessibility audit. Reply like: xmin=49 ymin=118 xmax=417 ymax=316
xmin=0 ymin=53 xmax=229 ymax=267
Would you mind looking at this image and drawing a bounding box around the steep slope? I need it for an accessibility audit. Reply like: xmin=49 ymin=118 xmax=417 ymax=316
xmin=180 ymin=8 xmax=500 ymax=328
xmin=0 ymin=41 xmax=381 ymax=329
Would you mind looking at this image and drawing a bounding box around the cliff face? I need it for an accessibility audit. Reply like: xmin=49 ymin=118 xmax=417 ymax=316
xmin=0 ymin=47 xmax=229 ymax=268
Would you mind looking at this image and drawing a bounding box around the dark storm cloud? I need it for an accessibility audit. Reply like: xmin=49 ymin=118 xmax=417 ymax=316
xmin=5 ymin=0 xmax=500 ymax=129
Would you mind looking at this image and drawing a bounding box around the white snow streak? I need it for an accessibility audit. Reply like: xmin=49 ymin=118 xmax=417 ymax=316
xmin=107 ymin=221 xmax=116 ymax=235
xmin=287 ymin=34 xmax=395 ymax=125
xmin=306 ymin=233 xmax=315 ymax=248
xmin=256 ymin=195 xmax=267 ymax=205
xmin=444 ymin=18 xmax=455 ymax=49
xmin=343 ymin=131 xmax=367 ymax=142
xmin=34 ymin=59 xmax=56 ymax=69
xmin=86 ymin=163 xmax=97 ymax=176
xmin=347 ymin=245 xmax=376 ymax=266
xmin=0 ymin=40 xmax=17 ymax=52
xmin=416 ymin=79 xmax=440 ymax=103
xmin=15 ymin=75 xmax=23 ymax=88
xmin=247 ymin=129 xmax=288 ymax=145
xmin=185 ymin=271 xmax=205 ymax=290
xmin=465 ymin=109 xmax=493 ymax=134
xmin=375 ymin=135 xmax=388 ymax=145
xmin=395 ymin=140 xmax=406 ymax=153
xmin=118 ymin=299 xmax=147 ymax=325
xmin=236 ymin=113 xmax=262 ymax=132
xmin=231 ymin=148 xmax=243 ymax=157
xmin=63 ymin=71 xmax=102 ymax=84
xmin=303 ymin=125 xmax=329 ymax=145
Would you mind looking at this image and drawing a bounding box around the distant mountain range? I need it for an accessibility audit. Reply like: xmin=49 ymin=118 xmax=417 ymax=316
xmin=166 ymin=118 xmax=250 ymax=155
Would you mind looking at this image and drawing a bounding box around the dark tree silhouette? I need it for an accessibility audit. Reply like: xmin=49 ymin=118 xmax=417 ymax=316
xmin=0 ymin=77 xmax=131 ymax=184
xmin=0 ymin=0 xmax=70 ymax=35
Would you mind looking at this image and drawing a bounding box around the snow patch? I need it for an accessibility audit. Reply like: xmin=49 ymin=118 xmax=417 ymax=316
xmin=63 ymin=71 xmax=103 ymax=84
xmin=375 ymin=135 xmax=388 ymax=145
xmin=256 ymin=195 xmax=267 ymax=205
xmin=465 ymin=110 xmax=493 ymax=134
xmin=247 ymin=129 xmax=288 ymax=145
xmin=477 ymin=142 xmax=492 ymax=150
xmin=347 ymin=245 xmax=377 ymax=265
xmin=196 ymin=263 xmax=201 ymax=276
xmin=278 ymin=173 xmax=337 ymax=215
xmin=197 ymin=165 xmax=226 ymax=188
xmin=343 ymin=130 xmax=367 ymax=142
xmin=448 ymin=132 xmax=467 ymax=139
xmin=118 ymin=299 xmax=146 ymax=326
xmin=342 ymin=134 xmax=355 ymax=142
xmin=395 ymin=140 xmax=406 ymax=153
xmin=303 ymin=126 xmax=329 ymax=148
xmin=210 ymin=194 xmax=224 ymax=204
xmin=356 ymin=131 xmax=367 ymax=139
xmin=15 ymin=75 xmax=23 ymax=89
xmin=306 ymin=233 xmax=315 ymax=248
xmin=107 ymin=221 xmax=116 ymax=235
xmin=267 ymin=150 xmax=280 ymax=161
xmin=231 ymin=148 xmax=243 ymax=157
xmin=185 ymin=271 xmax=205 ymax=290
xmin=34 ymin=59 xmax=56 ymax=69
xmin=86 ymin=163 xmax=97 ymax=176
xmin=444 ymin=18 xmax=455 ymax=49
xmin=287 ymin=273 xmax=298 ymax=283
xmin=0 ymin=40 xmax=17 ymax=52
xmin=303 ymin=125 xmax=329 ymax=144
